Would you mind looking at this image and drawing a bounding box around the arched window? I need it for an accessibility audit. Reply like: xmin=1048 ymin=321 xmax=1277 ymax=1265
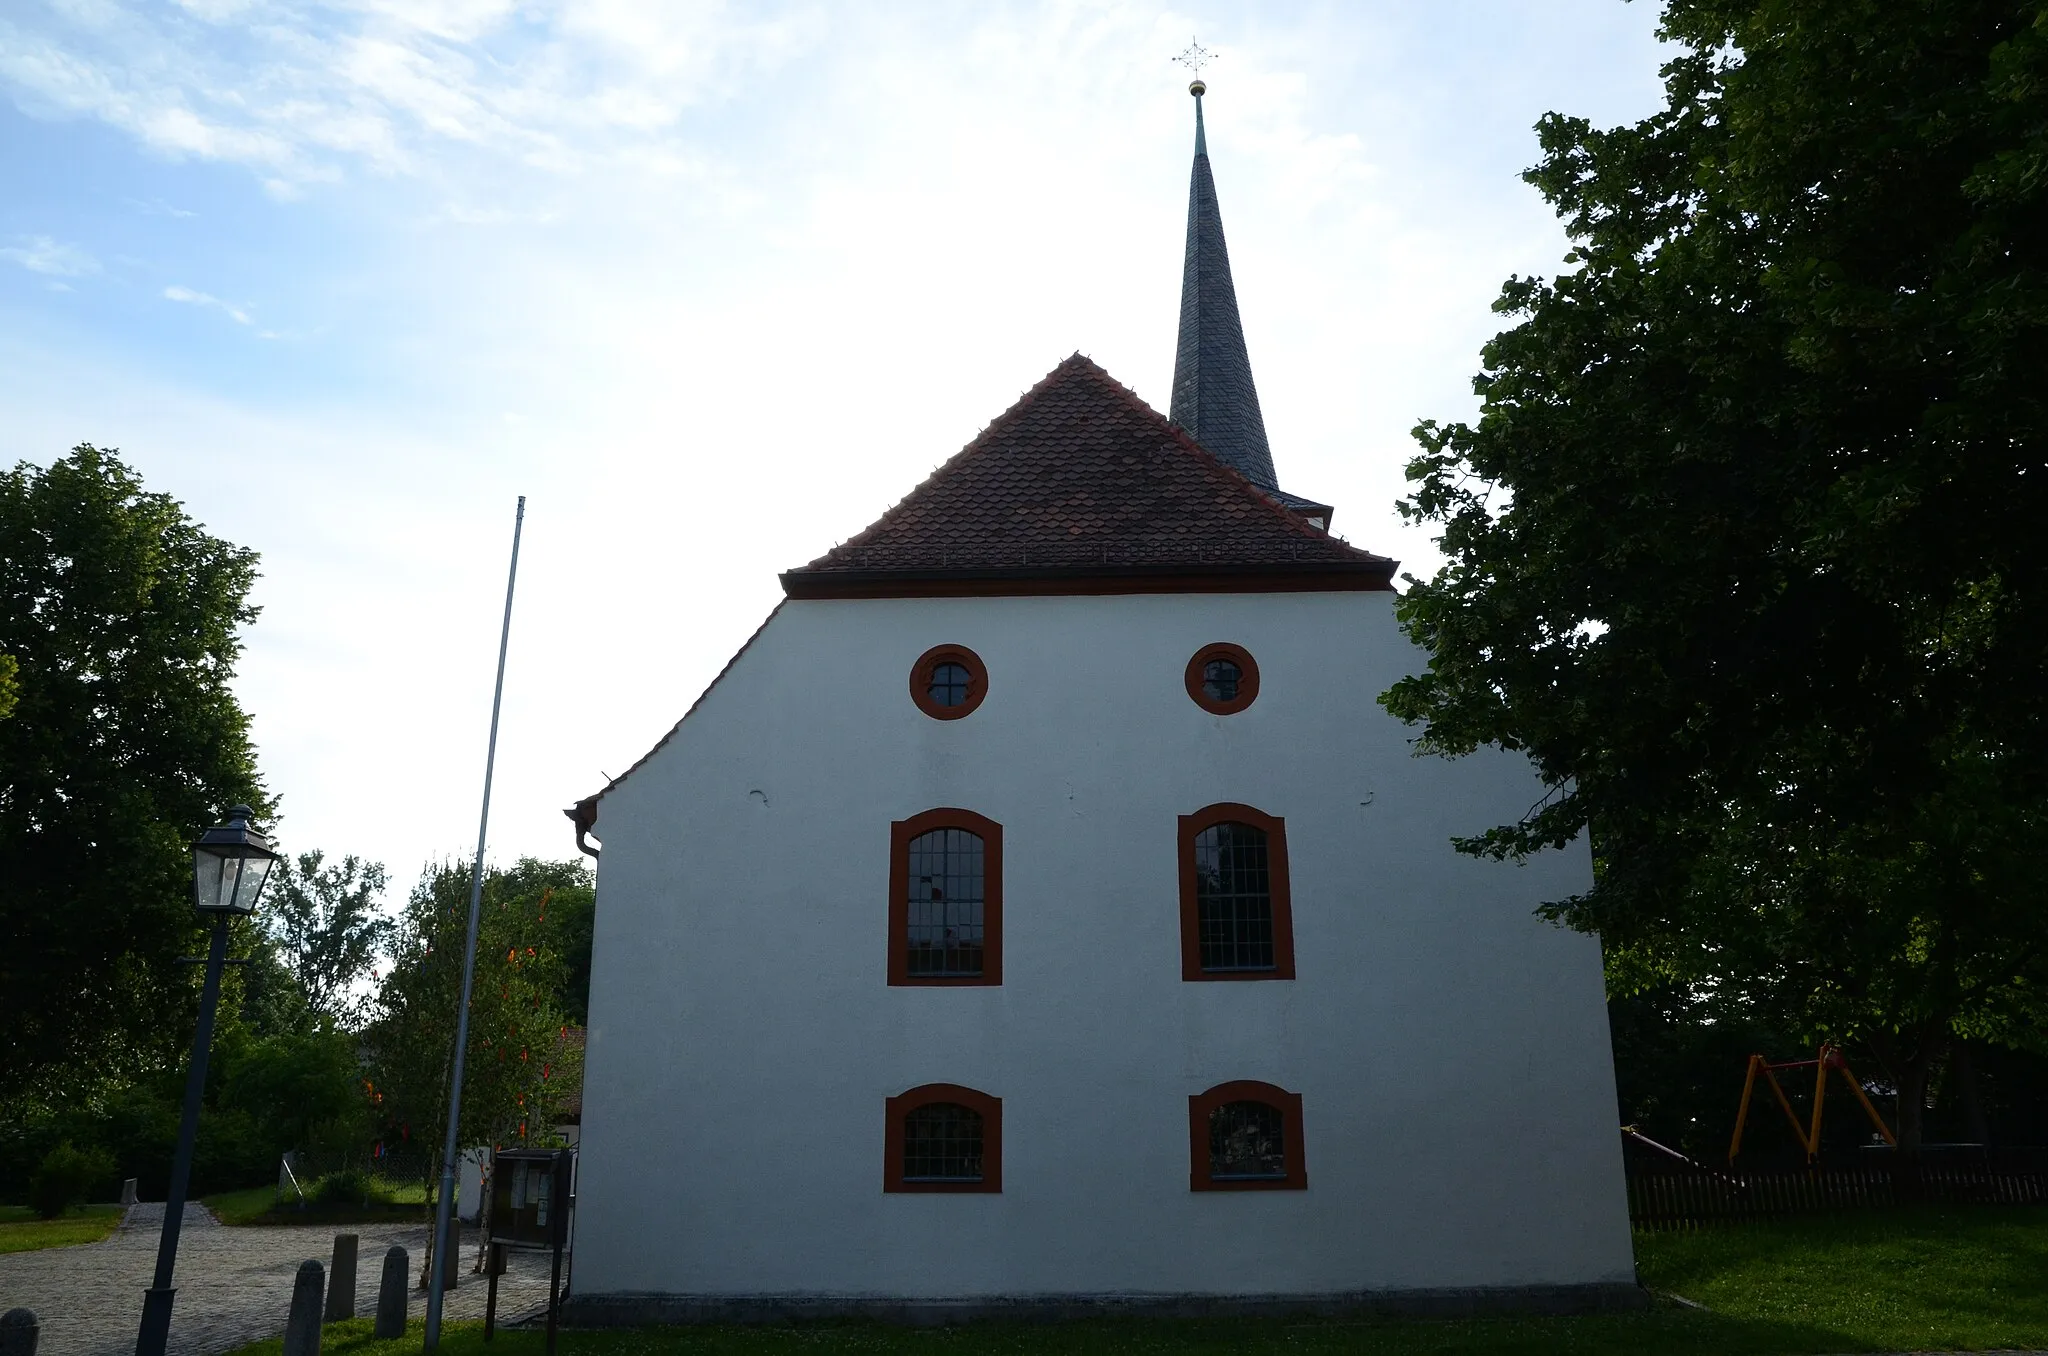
xmin=889 ymin=809 xmax=1003 ymax=986
xmin=885 ymin=1083 xmax=1002 ymax=1192
xmin=1188 ymin=1081 xmax=1306 ymax=1191
xmin=1177 ymin=803 xmax=1294 ymax=981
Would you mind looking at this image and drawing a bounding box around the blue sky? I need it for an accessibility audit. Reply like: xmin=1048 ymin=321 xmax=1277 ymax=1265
xmin=1 ymin=1 xmax=1671 ymax=895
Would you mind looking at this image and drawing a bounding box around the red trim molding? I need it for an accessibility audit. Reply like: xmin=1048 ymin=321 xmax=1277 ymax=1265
xmin=909 ymin=644 xmax=988 ymax=720
xmin=1185 ymin=642 xmax=1260 ymax=715
xmin=1178 ymin=803 xmax=1294 ymax=981
xmin=1188 ymin=1080 xmax=1307 ymax=1191
xmin=889 ymin=808 xmax=1003 ymax=986
xmin=885 ymin=1083 xmax=1003 ymax=1193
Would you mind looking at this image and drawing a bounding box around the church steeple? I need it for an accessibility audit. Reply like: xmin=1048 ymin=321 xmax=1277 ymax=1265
xmin=1169 ymin=78 xmax=1278 ymax=490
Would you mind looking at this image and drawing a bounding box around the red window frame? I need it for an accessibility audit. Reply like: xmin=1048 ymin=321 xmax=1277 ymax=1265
xmin=1188 ymin=1080 xmax=1307 ymax=1191
xmin=884 ymin=1083 xmax=1003 ymax=1193
xmin=889 ymin=808 xmax=1003 ymax=987
xmin=1184 ymin=642 xmax=1260 ymax=715
xmin=1177 ymin=802 xmax=1294 ymax=981
xmin=910 ymin=644 xmax=989 ymax=720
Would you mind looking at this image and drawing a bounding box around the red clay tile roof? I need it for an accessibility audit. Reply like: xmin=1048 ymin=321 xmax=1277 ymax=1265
xmin=781 ymin=355 xmax=1394 ymax=597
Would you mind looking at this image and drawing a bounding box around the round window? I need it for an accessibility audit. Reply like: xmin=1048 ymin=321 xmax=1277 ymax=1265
xmin=910 ymin=645 xmax=988 ymax=720
xmin=1185 ymin=643 xmax=1259 ymax=715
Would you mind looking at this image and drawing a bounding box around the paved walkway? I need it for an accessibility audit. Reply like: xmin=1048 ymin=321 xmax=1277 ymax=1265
xmin=0 ymin=1203 xmax=559 ymax=1355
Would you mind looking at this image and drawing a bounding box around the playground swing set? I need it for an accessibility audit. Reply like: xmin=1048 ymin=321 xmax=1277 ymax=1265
xmin=1728 ymin=1042 xmax=1896 ymax=1165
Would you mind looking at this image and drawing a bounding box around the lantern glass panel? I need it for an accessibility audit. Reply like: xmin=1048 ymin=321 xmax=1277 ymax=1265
xmin=194 ymin=849 xmax=275 ymax=915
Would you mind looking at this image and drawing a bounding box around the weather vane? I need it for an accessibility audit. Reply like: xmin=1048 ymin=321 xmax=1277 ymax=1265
xmin=1174 ymin=38 xmax=1214 ymax=91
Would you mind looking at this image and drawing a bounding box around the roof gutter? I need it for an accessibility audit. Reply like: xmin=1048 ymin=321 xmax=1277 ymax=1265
xmin=565 ymin=795 xmax=600 ymax=858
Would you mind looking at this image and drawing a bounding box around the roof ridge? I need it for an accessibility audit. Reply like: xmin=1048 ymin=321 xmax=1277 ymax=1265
xmin=786 ymin=353 xmax=1394 ymax=582
xmin=796 ymin=354 xmax=1097 ymax=570
xmin=1069 ymin=357 xmax=1359 ymax=551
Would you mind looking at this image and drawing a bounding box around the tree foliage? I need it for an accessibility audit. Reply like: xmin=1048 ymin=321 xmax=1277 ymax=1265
xmin=0 ymin=445 xmax=269 ymax=1102
xmin=261 ymin=850 xmax=394 ymax=1028
xmin=543 ymin=876 xmax=596 ymax=1026
xmin=366 ymin=858 xmax=587 ymax=1164
xmin=1384 ymin=1 xmax=2048 ymax=1147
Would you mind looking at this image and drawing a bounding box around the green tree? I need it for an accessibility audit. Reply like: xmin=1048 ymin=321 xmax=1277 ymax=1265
xmin=0 ymin=652 xmax=18 ymax=722
xmin=367 ymin=858 xmax=587 ymax=1174
xmin=0 ymin=445 xmax=269 ymax=1103
xmin=544 ymin=878 xmax=596 ymax=1026
xmin=261 ymin=850 xmax=394 ymax=1028
xmin=1384 ymin=1 xmax=2048 ymax=1152
xmin=219 ymin=1027 xmax=366 ymax=1154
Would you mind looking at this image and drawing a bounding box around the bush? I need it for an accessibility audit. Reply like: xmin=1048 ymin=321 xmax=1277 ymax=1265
xmin=28 ymin=1141 xmax=114 ymax=1218
xmin=308 ymin=1168 xmax=393 ymax=1208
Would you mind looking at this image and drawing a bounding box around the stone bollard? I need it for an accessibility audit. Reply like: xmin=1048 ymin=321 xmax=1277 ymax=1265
xmin=324 ymin=1234 xmax=358 ymax=1321
xmin=374 ymin=1246 xmax=408 ymax=1339
xmin=284 ymin=1260 xmax=324 ymax=1356
xmin=0 ymin=1309 xmax=39 ymax=1356
xmin=120 ymin=1178 xmax=139 ymax=1206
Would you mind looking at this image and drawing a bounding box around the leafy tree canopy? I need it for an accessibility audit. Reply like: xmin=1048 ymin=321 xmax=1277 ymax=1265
xmin=367 ymin=857 xmax=588 ymax=1166
xmin=261 ymin=850 xmax=394 ymax=1029
xmin=0 ymin=445 xmax=269 ymax=1103
xmin=1385 ymin=1 xmax=2048 ymax=1147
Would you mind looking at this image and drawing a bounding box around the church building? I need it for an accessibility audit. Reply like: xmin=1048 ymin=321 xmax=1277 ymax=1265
xmin=564 ymin=81 xmax=1636 ymax=1321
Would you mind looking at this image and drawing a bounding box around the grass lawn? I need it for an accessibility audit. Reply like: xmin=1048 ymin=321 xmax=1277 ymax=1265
xmin=204 ymin=1182 xmax=434 ymax=1227
xmin=204 ymin=1185 xmax=284 ymax=1225
xmin=1636 ymin=1205 xmax=2048 ymax=1352
xmin=216 ymin=1207 xmax=2048 ymax=1356
xmin=0 ymin=1202 xmax=123 ymax=1254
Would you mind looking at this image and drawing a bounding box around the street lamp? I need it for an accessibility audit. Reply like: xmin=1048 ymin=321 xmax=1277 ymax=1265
xmin=136 ymin=806 xmax=280 ymax=1356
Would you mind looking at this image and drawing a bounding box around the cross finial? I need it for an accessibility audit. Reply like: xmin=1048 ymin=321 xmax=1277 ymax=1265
xmin=1174 ymin=38 xmax=1213 ymax=95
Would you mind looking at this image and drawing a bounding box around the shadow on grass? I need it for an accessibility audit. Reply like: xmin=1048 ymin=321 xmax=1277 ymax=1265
xmin=1636 ymin=1205 xmax=2048 ymax=1352
xmin=205 ymin=1183 xmax=436 ymax=1228
xmin=226 ymin=1304 xmax=1860 ymax=1356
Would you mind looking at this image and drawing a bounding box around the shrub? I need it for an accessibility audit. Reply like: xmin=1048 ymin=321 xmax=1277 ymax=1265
xmin=309 ymin=1168 xmax=393 ymax=1208
xmin=28 ymin=1141 xmax=114 ymax=1219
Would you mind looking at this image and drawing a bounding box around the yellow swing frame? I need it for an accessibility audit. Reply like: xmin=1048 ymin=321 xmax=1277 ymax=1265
xmin=1728 ymin=1043 xmax=1896 ymax=1165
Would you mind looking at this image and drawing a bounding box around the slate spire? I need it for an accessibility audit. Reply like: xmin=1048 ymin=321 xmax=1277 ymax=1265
xmin=1169 ymin=80 xmax=1277 ymax=489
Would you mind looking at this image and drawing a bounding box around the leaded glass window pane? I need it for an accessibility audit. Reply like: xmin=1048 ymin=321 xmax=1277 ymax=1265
xmin=1202 ymin=658 xmax=1241 ymax=702
xmin=1210 ymin=1100 xmax=1285 ymax=1180
xmin=906 ymin=828 xmax=984 ymax=977
xmin=903 ymin=1103 xmax=984 ymax=1181
xmin=928 ymin=661 xmax=972 ymax=708
xmin=1194 ymin=822 xmax=1273 ymax=971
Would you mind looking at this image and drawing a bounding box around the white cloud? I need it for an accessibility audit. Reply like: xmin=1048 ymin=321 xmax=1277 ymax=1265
xmin=0 ymin=0 xmax=1677 ymax=884
xmin=1 ymin=235 xmax=100 ymax=276
xmin=163 ymin=283 xmax=254 ymax=325
xmin=124 ymin=196 xmax=199 ymax=218
xmin=0 ymin=1 xmax=815 ymax=192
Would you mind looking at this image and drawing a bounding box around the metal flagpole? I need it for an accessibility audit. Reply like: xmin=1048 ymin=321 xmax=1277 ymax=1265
xmin=425 ymin=495 xmax=526 ymax=1349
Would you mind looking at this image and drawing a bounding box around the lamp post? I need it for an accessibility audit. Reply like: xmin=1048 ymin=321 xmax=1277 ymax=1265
xmin=135 ymin=806 xmax=280 ymax=1356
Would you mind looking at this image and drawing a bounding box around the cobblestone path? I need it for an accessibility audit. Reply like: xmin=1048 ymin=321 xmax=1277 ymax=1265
xmin=0 ymin=1203 xmax=558 ymax=1355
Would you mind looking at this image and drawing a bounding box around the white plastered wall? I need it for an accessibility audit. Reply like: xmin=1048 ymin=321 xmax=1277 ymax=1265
xmin=572 ymin=591 xmax=1634 ymax=1299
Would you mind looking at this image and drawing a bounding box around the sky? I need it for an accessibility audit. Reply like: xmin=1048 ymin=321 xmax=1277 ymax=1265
xmin=0 ymin=0 xmax=1673 ymax=904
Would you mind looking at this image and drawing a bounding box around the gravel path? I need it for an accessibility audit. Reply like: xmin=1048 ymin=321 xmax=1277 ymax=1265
xmin=0 ymin=1202 xmax=560 ymax=1355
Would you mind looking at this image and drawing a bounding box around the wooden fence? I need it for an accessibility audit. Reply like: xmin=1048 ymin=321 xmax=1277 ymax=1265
xmin=1628 ymin=1162 xmax=2048 ymax=1230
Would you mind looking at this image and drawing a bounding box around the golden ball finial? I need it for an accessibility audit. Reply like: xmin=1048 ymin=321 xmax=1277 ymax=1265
xmin=1189 ymin=78 xmax=1206 ymax=97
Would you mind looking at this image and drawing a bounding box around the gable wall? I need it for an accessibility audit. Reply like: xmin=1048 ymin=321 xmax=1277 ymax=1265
xmin=574 ymin=590 xmax=1632 ymax=1300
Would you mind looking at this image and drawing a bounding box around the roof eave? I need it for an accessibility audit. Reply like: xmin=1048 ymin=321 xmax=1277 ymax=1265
xmin=780 ymin=559 xmax=1397 ymax=600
